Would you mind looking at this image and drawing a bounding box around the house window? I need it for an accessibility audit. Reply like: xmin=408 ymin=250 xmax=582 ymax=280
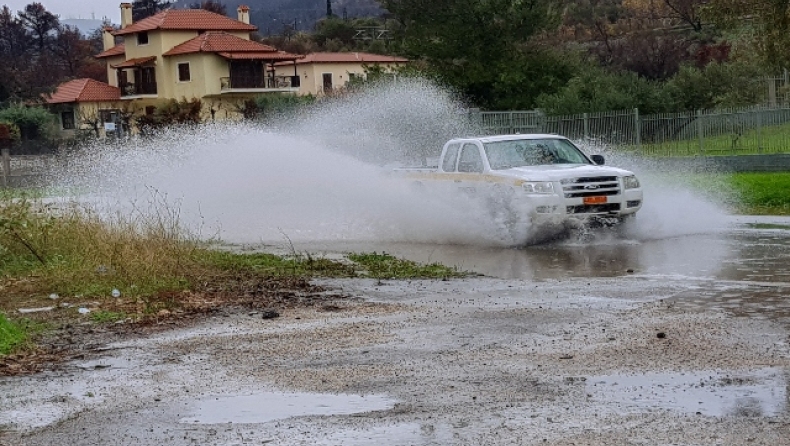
xmin=178 ymin=62 xmax=191 ymax=82
xmin=137 ymin=31 xmax=149 ymax=45
xmin=61 ymin=111 xmax=75 ymax=130
xmin=99 ymin=109 xmax=119 ymax=124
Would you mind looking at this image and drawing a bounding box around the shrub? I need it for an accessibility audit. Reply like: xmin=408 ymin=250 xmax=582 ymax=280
xmin=535 ymin=66 xmax=672 ymax=115
xmin=248 ymin=94 xmax=316 ymax=120
xmin=664 ymin=61 xmax=766 ymax=111
xmin=135 ymin=98 xmax=202 ymax=133
xmin=0 ymin=105 xmax=57 ymax=141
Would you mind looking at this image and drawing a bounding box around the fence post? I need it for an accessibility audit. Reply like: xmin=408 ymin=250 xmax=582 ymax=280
xmin=696 ymin=109 xmax=704 ymax=155
xmin=1 ymin=148 xmax=9 ymax=188
xmin=583 ymin=113 xmax=589 ymax=142
xmin=757 ymin=109 xmax=763 ymax=154
xmin=509 ymin=111 xmax=514 ymax=134
xmin=633 ymin=108 xmax=641 ymax=152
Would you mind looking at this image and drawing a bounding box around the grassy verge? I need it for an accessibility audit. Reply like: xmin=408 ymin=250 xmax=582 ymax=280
xmin=0 ymin=195 xmax=465 ymax=360
xmin=652 ymin=171 xmax=790 ymax=216
xmin=725 ymin=172 xmax=790 ymax=215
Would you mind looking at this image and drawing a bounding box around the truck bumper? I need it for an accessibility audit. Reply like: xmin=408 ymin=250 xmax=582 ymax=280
xmin=515 ymin=188 xmax=643 ymax=227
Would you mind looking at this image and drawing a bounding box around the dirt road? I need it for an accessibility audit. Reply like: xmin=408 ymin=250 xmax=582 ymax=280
xmin=3 ymin=270 xmax=789 ymax=445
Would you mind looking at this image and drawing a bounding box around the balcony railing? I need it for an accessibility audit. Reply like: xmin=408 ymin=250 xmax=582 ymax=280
xmin=220 ymin=75 xmax=300 ymax=91
xmin=119 ymin=81 xmax=157 ymax=96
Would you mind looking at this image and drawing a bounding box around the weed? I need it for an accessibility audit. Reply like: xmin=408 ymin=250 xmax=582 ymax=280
xmin=90 ymin=311 xmax=127 ymax=324
xmin=348 ymin=252 xmax=464 ymax=280
xmin=0 ymin=314 xmax=27 ymax=356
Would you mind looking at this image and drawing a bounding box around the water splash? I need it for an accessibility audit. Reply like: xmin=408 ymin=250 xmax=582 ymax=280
xmin=54 ymin=79 xmax=732 ymax=247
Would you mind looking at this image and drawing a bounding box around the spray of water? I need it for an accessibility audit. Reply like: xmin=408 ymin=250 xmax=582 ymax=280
xmin=55 ymin=78 xmax=732 ymax=247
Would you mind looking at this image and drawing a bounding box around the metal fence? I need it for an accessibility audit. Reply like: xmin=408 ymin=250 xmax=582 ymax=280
xmin=473 ymin=104 xmax=790 ymax=156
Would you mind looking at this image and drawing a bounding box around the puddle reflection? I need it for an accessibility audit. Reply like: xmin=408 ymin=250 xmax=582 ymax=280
xmin=180 ymin=391 xmax=396 ymax=424
xmin=587 ymin=368 xmax=787 ymax=417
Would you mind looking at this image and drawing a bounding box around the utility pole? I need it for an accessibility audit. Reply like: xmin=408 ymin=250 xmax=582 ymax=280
xmin=326 ymin=0 xmax=333 ymax=17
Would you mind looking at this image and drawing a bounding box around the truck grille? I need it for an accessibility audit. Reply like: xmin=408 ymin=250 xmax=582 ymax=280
xmin=567 ymin=203 xmax=621 ymax=214
xmin=561 ymin=176 xmax=621 ymax=198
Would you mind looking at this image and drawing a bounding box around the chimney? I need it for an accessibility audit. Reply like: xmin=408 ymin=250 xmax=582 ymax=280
xmin=237 ymin=5 xmax=250 ymax=25
xmin=120 ymin=3 xmax=133 ymax=29
xmin=102 ymin=26 xmax=115 ymax=51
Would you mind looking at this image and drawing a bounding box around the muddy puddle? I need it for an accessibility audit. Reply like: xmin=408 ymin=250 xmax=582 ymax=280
xmin=587 ymin=368 xmax=787 ymax=417
xmin=180 ymin=391 xmax=396 ymax=424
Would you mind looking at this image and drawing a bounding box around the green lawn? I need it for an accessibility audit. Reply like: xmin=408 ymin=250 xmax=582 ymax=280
xmin=678 ymin=172 xmax=790 ymax=215
xmin=726 ymin=172 xmax=790 ymax=215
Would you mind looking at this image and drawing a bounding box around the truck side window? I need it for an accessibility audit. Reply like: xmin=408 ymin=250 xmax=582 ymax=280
xmin=457 ymin=144 xmax=484 ymax=173
xmin=441 ymin=143 xmax=461 ymax=172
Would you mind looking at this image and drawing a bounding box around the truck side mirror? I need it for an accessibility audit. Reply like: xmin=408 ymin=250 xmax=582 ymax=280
xmin=591 ymin=154 xmax=605 ymax=165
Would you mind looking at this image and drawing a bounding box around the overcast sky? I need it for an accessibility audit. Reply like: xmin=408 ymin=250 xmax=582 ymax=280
xmin=2 ymin=0 xmax=120 ymax=21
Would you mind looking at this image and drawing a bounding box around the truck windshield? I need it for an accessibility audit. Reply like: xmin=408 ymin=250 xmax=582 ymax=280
xmin=483 ymin=138 xmax=591 ymax=170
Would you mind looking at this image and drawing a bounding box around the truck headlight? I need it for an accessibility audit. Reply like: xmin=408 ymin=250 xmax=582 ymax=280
xmin=623 ymin=175 xmax=640 ymax=189
xmin=522 ymin=181 xmax=554 ymax=194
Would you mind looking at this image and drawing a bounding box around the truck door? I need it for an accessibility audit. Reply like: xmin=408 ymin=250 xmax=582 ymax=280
xmin=441 ymin=143 xmax=461 ymax=172
xmin=456 ymin=143 xmax=484 ymax=194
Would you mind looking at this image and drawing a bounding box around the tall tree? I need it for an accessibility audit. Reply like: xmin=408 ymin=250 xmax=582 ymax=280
xmin=18 ymin=2 xmax=58 ymax=54
xmin=51 ymin=25 xmax=88 ymax=77
xmin=703 ymin=0 xmax=790 ymax=70
xmin=132 ymin=0 xmax=172 ymax=21
xmin=0 ymin=6 xmax=32 ymax=101
xmin=663 ymin=0 xmax=707 ymax=31
xmin=383 ymin=0 xmax=565 ymax=108
xmin=188 ymin=0 xmax=227 ymax=15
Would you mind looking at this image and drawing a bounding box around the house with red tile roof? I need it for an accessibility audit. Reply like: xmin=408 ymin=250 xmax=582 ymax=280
xmin=48 ymin=3 xmax=303 ymax=136
xmin=46 ymin=78 xmax=125 ymax=138
xmin=273 ymin=52 xmax=409 ymax=96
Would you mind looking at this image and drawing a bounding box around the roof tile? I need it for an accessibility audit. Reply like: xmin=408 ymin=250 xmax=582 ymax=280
xmin=114 ymin=9 xmax=256 ymax=36
xmin=294 ymin=52 xmax=409 ymax=64
xmin=163 ymin=32 xmax=302 ymax=61
xmin=47 ymin=79 xmax=120 ymax=104
xmin=163 ymin=32 xmax=276 ymax=56
xmin=95 ymin=43 xmax=125 ymax=58
xmin=218 ymin=51 xmax=302 ymax=61
xmin=111 ymin=56 xmax=157 ymax=68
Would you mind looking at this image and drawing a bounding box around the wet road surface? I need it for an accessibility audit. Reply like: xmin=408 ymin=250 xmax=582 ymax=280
xmin=3 ymin=216 xmax=790 ymax=445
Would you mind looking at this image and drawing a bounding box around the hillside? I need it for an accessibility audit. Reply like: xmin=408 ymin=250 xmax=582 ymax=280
xmin=171 ymin=0 xmax=384 ymax=33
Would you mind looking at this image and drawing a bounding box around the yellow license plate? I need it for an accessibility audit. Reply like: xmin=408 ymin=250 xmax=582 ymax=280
xmin=583 ymin=196 xmax=607 ymax=205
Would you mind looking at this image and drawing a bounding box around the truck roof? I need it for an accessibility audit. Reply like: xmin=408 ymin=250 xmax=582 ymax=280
xmin=452 ymin=134 xmax=568 ymax=144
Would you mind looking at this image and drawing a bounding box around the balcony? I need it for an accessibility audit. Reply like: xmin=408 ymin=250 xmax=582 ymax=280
xmin=119 ymin=81 xmax=157 ymax=97
xmin=220 ymin=75 xmax=300 ymax=93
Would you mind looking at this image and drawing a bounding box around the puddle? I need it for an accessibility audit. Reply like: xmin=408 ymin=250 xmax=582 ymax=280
xmin=180 ymin=391 xmax=396 ymax=424
xmin=75 ymin=357 xmax=139 ymax=371
xmin=587 ymin=368 xmax=787 ymax=417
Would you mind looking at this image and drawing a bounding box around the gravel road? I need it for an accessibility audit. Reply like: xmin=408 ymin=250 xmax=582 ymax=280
xmin=3 ymin=272 xmax=789 ymax=445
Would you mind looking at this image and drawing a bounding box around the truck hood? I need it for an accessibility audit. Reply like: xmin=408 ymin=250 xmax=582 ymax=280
xmin=496 ymin=164 xmax=635 ymax=181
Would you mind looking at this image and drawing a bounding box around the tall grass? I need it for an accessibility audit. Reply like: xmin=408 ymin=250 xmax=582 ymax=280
xmin=0 ymin=194 xmax=205 ymax=297
xmin=0 ymin=193 xmax=465 ymax=357
xmin=0 ymin=314 xmax=26 ymax=355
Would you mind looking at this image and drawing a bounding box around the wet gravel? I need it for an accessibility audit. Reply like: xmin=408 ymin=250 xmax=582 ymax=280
xmin=2 ymin=273 xmax=789 ymax=445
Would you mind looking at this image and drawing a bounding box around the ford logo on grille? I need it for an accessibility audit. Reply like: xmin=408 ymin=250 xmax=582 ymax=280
xmin=584 ymin=184 xmax=600 ymax=190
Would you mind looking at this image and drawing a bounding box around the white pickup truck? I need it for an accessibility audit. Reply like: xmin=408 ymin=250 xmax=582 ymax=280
xmin=400 ymin=134 xmax=643 ymax=238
